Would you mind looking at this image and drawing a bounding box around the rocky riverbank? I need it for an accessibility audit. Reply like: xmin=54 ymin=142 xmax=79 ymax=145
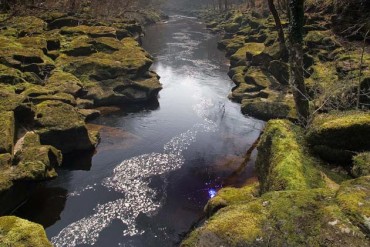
xmin=0 ymin=8 xmax=166 ymax=244
xmin=182 ymin=2 xmax=370 ymax=246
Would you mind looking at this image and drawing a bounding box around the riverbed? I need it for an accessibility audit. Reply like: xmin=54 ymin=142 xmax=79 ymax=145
xmin=15 ymin=15 xmax=264 ymax=247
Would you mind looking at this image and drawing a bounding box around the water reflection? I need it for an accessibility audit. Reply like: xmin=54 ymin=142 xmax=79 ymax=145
xmin=15 ymin=15 xmax=264 ymax=247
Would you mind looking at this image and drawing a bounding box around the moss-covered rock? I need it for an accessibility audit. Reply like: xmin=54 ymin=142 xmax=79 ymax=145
xmin=45 ymin=70 xmax=82 ymax=96
xmin=230 ymin=43 xmax=265 ymax=67
xmin=307 ymin=111 xmax=370 ymax=152
xmin=61 ymin=25 xmax=117 ymax=38
xmin=183 ymin=188 xmax=369 ymax=247
xmin=256 ymin=120 xmax=327 ymax=193
xmin=0 ymin=111 xmax=15 ymax=154
xmin=336 ymin=176 xmax=370 ymax=235
xmin=33 ymin=100 xmax=94 ymax=153
xmin=244 ymin=66 xmax=276 ymax=89
xmin=241 ymin=98 xmax=294 ymax=121
xmin=0 ymin=64 xmax=27 ymax=85
xmin=352 ymin=153 xmax=370 ymax=177
xmin=0 ymin=216 xmax=52 ymax=247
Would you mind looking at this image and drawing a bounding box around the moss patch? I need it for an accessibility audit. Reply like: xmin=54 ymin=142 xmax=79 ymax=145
xmin=0 ymin=216 xmax=52 ymax=247
xmin=256 ymin=120 xmax=326 ymax=193
xmin=352 ymin=153 xmax=370 ymax=177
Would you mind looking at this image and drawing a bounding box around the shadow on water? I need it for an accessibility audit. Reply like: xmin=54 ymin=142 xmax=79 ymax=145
xmin=15 ymin=186 xmax=68 ymax=228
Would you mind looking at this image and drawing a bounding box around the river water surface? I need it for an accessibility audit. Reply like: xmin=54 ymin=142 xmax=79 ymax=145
xmin=15 ymin=15 xmax=264 ymax=247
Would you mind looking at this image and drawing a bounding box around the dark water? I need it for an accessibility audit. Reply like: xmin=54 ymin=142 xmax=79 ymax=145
xmin=15 ymin=16 xmax=264 ymax=247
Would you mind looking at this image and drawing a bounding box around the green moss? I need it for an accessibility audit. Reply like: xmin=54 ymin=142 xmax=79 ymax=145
xmin=34 ymin=100 xmax=94 ymax=153
xmin=57 ymin=37 xmax=152 ymax=83
xmin=0 ymin=85 xmax=24 ymax=112
xmin=307 ymin=111 xmax=370 ymax=151
xmin=244 ymin=66 xmax=274 ymax=89
xmin=46 ymin=70 xmax=82 ymax=96
xmin=256 ymin=120 xmax=326 ymax=193
xmin=230 ymin=43 xmax=265 ymax=65
xmin=223 ymin=23 xmax=240 ymax=33
xmin=61 ymin=25 xmax=117 ymax=38
xmin=241 ymin=98 xmax=294 ymax=121
xmin=352 ymin=153 xmax=370 ymax=177
xmin=0 ymin=64 xmax=26 ymax=85
xmin=0 ymin=216 xmax=52 ymax=247
xmin=183 ymin=189 xmax=368 ymax=246
xmin=0 ymin=111 xmax=15 ymax=155
xmin=205 ymin=183 xmax=259 ymax=216
xmin=336 ymin=176 xmax=370 ymax=232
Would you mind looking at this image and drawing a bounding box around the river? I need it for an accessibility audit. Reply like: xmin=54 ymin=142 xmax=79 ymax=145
xmin=15 ymin=15 xmax=264 ymax=247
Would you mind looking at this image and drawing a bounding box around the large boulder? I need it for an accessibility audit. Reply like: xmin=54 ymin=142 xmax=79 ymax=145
xmin=182 ymin=187 xmax=369 ymax=247
xmin=256 ymin=120 xmax=326 ymax=194
xmin=230 ymin=43 xmax=265 ymax=67
xmin=33 ymin=100 xmax=95 ymax=153
xmin=307 ymin=111 xmax=370 ymax=152
xmin=0 ymin=216 xmax=52 ymax=247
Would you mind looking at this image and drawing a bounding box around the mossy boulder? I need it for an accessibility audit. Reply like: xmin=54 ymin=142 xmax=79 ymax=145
xmin=352 ymin=153 xmax=370 ymax=177
xmin=182 ymin=188 xmax=369 ymax=247
xmin=0 ymin=64 xmax=26 ymax=85
xmin=229 ymin=83 xmax=259 ymax=102
xmin=57 ymin=37 xmax=153 ymax=80
xmin=256 ymin=120 xmax=326 ymax=194
xmin=336 ymin=176 xmax=370 ymax=235
xmin=60 ymin=25 xmax=117 ymax=38
xmin=230 ymin=43 xmax=265 ymax=67
xmin=0 ymin=111 xmax=15 ymax=154
xmin=45 ymin=70 xmax=82 ymax=96
xmin=0 ymin=85 xmax=25 ymax=112
xmin=244 ymin=66 xmax=276 ymax=89
xmin=223 ymin=23 xmax=240 ymax=34
xmin=13 ymin=132 xmax=62 ymax=181
xmin=33 ymin=100 xmax=94 ymax=153
xmin=307 ymin=111 xmax=370 ymax=152
xmin=0 ymin=216 xmax=52 ymax=247
xmin=241 ymin=98 xmax=294 ymax=121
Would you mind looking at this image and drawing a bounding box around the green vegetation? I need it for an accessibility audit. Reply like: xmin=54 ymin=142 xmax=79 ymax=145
xmin=0 ymin=216 xmax=52 ymax=247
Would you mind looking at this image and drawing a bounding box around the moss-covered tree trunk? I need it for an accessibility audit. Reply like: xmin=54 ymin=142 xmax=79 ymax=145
xmin=287 ymin=0 xmax=310 ymax=125
xmin=268 ymin=0 xmax=287 ymax=57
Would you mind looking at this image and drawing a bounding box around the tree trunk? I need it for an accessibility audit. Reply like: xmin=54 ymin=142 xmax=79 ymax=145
xmin=287 ymin=0 xmax=310 ymax=124
xmin=268 ymin=0 xmax=287 ymax=57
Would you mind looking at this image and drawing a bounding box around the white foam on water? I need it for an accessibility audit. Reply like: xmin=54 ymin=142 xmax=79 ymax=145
xmin=51 ymin=92 xmax=218 ymax=247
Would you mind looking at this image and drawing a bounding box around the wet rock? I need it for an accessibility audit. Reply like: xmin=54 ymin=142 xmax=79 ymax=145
xmin=352 ymin=153 xmax=370 ymax=177
xmin=0 ymin=216 xmax=52 ymax=246
xmin=33 ymin=100 xmax=94 ymax=153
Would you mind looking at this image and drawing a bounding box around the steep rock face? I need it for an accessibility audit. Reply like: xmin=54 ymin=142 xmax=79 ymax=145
xmin=0 ymin=216 xmax=52 ymax=247
xmin=33 ymin=100 xmax=94 ymax=153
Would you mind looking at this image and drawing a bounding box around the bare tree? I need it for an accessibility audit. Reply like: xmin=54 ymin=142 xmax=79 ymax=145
xmin=268 ymin=0 xmax=287 ymax=56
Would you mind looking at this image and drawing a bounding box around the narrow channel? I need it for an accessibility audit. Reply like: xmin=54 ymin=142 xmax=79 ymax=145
xmin=15 ymin=15 xmax=264 ymax=247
